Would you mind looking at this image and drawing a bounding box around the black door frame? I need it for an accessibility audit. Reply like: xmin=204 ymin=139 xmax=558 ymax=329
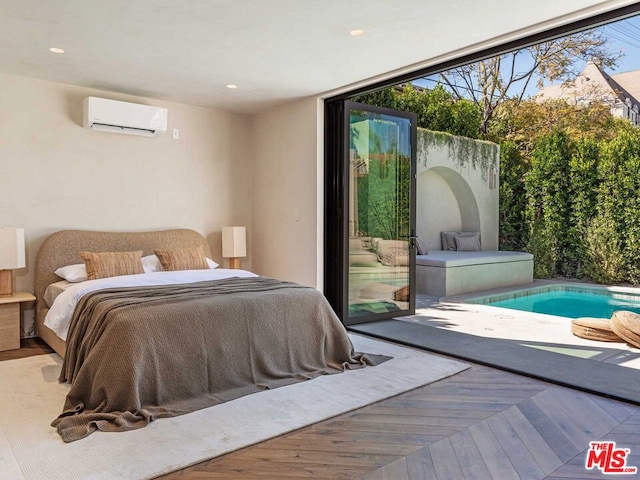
xmin=324 ymin=100 xmax=417 ymax=325
xmin=322 ymin=5 xmax=640 ymax=104
xmin=322 ymin=2 xmax=640 ymax=324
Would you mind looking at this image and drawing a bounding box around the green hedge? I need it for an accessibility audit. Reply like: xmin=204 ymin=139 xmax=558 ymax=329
xmin=506 ymin=126 xmax=640 ymax=284
xmin=499 ymin=141 xmax=527 ymax=251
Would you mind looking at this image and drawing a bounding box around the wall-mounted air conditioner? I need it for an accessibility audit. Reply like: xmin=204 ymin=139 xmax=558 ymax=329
xmin=82 ymin=97 xmax=168 ymax=137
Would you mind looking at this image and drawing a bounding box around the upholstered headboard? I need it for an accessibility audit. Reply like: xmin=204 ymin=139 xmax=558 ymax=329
xmin=34 ymin=229 xmax=213 ymax=315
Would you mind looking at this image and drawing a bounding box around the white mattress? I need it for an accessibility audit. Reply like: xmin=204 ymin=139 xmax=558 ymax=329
xmin=44 ymin=269 xmax=259 ymax=341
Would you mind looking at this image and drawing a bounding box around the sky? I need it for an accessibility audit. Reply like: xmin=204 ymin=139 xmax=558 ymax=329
xmin=413 ymin=13 xmax=640 ymax=100
xmin=601 ymin=14 xmax=640 ymax=73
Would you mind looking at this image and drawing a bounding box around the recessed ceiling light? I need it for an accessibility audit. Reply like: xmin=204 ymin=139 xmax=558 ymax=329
xmin=226 ymin=84 xmax=238 ymax=89
xmin=350 ymin=29 xmax=365 ymax=37
xmin=49 ymin=47 xmax=65 ymax=54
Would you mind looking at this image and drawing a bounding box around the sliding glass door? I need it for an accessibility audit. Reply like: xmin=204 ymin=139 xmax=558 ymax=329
xmin=325 ymin=101 xmax=417 ymax=325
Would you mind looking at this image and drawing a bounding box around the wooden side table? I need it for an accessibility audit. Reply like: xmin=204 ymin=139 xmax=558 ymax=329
xmin=0 ymin=292 xmax=35 ymax=351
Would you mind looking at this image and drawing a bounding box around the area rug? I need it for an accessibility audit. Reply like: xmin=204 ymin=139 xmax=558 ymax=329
xmin=0 ymin=334 xmax=468 ymax=480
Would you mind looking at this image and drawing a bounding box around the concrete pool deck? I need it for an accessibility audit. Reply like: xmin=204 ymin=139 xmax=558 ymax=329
xmin=409 ymin=279 xmax=640 ymax=370
xmin=350 ymin=279 xmax=640 ymax=404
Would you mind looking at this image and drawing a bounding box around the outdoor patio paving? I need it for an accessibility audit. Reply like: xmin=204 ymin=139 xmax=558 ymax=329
xmin=405 ymin=279 xmax=640 ymax=370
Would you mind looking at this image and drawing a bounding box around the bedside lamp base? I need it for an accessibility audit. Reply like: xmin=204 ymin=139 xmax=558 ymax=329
xmin=228 ymin=258 xmax=240 ymax=269
xmin=0 ymin=270 xmax=13 ymax=297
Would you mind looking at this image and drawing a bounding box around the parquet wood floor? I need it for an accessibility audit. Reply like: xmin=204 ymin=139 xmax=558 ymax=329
xmin=158 ymin=361 xmax=639 ymax=479
xmin=4 ymin=338 xmax=637 ymax=479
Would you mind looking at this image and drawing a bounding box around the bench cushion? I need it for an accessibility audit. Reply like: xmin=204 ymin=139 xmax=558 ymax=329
xmin=416 ymin=250 xmax=533 ymax=268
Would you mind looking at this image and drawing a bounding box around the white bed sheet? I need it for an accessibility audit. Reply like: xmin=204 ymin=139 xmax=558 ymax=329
xmin=44 ymin=269 xmax=259 ymax=341
xmin=44 ymin=280 xmax=76 ymax=308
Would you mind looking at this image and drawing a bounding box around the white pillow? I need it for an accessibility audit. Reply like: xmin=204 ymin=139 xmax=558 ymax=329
xmin=141 ymin=255 xmax=163 ymax=272
xmin=206 ymin=258 xmax=220 ymax=269
xmin=54 ymin=264 xmax=88 ymax=283
xmin=141 ymin=254 xmax=218 ymax=272
xmin=56 ymin=260 xmax=156 ymax=282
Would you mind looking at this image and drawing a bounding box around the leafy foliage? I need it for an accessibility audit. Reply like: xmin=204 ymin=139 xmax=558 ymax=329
xmin=527 ymin=219 xmax=555 ymax=278
xmin=595 ymin=127 xmax=640 ymax=283
xmin=525 ymin=131 xmax=573 ymax=277
xmin=584 ymin=214 xmax=625 ymax=284
xmin=498 ymin=141 xmax=527 ymax=251
xmin=420 ymin=129 xmax=498 ymax=174
xmin=439 ymin=30 xmax=622 ymax=133
xmin=491 ymin=94 xmax=640 ymax=283
xmin=353 ymin=84 xmax=482 ymax=138
xmin=517 ymin=125 xmax=640 ymax=284
xmin=351 ymin=88 xmax=396 ymax=110
xmin=488 ymin=98 xmax=618 ymax=153
xmin=567 ymin=138 xmax=600 ymax=276
xmin=350 ymin=62 xmax=640 ymax=285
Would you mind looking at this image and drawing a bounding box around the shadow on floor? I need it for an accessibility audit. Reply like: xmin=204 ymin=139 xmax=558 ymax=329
xmin=349 ymin=320 xmax=640 ymax=405
xmin=507 ymin=338 xmax=640 ymax=364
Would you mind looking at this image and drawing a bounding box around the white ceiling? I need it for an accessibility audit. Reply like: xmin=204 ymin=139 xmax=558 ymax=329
xmin=0 ymin=0 xmax=635 ymax=114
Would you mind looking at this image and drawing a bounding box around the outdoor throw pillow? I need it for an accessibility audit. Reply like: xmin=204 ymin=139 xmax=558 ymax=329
xmin=379 ymin=249 xmax=410 ymax=266
xmin=416 ymin=237 xmax=428 ymax=255
xmin=454 ymin=233 xmax=481 ymax=251
xmin=440 ymin=231 xmax=459 ymax=251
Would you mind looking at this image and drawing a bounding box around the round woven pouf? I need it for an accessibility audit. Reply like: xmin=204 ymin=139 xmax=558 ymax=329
xmin=571 ymin=317 xmax=622 ymax=342
xmin=610 ymin=311 xmax=640 ymax=348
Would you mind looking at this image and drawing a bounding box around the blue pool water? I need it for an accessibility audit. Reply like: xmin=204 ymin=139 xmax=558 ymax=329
xmin=472 ymin=287 xmax=640 ymax=319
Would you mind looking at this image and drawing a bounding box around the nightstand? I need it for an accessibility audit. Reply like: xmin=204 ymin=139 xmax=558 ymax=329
xmin=0 ymin=292 xmax=35 ymax=351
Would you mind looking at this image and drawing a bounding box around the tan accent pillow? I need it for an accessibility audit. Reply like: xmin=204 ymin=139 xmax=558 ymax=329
xmin=79 ymin=251 xmax=144 ymax=280
xmin=153 ymin=245 xmax=209 ymax=271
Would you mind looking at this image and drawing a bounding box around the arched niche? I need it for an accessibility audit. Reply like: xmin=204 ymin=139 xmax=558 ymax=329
xmin=417 ymin=166 xmax=481 ymax=250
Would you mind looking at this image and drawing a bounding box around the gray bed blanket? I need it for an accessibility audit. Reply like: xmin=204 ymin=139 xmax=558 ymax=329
xmin=52 ymin=277 xmax=388 ymax=442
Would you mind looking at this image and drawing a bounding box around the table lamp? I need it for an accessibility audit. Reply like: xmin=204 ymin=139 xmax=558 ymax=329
xmin=0 ymin=228 xmax=25 ymax=297
xmin=222 ymin=226 xmax=246 ymax=269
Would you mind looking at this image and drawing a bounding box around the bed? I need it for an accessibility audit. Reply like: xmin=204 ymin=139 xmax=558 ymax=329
xmin=34 ymin=229 xmax=385 ymax=442
xmin=35 ymin=230 xmax=209 ymax=357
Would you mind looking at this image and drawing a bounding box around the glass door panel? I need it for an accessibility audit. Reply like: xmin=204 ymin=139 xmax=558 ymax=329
xmin=346 ymin=103 xmax=416 ymax=324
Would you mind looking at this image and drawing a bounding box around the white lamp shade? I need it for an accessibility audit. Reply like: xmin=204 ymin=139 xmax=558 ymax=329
xmin=0 ymin=228 xmax=26 ymax=269
xmin=222 ymin=226 xmax=246 ymax=258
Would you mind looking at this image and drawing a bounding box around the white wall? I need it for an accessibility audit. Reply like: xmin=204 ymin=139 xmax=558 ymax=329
xmin=0 ymin=73 xmax=253 ymax=335
xmin=416 ymin=171 xmax=462 ymax=250
xmin=251 ymin=97 xmax=321 ymax=287
xmin=416 ymin=130 xmax=499 ymax=251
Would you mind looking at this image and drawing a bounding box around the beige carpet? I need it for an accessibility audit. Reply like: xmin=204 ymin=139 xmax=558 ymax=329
xmin=0 ymin=334 xmax=468 ymax=480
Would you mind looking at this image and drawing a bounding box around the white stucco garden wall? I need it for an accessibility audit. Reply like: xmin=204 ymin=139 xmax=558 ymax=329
xmin=416 ymin=129 xmax=499 ymax=251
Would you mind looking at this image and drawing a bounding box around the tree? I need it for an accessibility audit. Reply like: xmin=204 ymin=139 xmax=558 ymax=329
xmin=488 ymin=97 xmax=618 ymax=155
xmin=439 ymin=29 xmax=622 ymax=134
xmin=351 ymin=88 xmax=397 ymax=110
xmin=352 ymin=84 xmax=482 ymax=138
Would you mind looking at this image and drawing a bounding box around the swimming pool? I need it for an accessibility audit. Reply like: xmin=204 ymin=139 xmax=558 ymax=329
xmin=467 ymin=284 xmax=640 ymax=319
